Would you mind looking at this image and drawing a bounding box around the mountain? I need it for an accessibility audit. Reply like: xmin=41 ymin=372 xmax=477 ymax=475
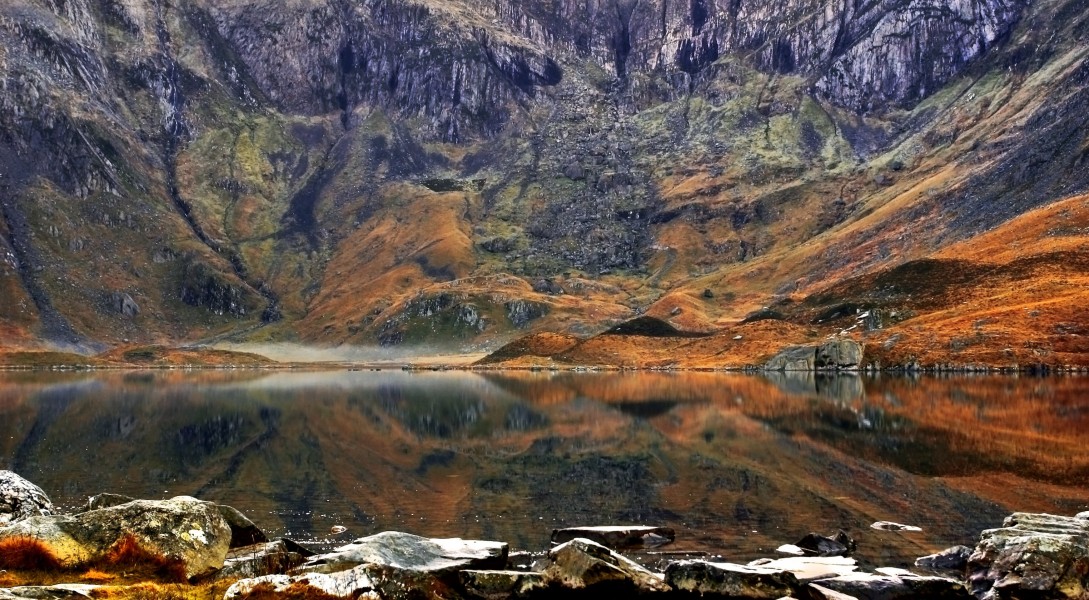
xmin=1 ymin=0 xmax=1087 ymax=362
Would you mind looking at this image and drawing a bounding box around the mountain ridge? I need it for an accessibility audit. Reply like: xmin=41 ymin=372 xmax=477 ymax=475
xmin=0 ymin=0 xmax=1087 ymax=364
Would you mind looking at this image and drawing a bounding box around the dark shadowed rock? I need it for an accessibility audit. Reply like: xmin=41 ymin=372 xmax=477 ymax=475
xmin=967 ymin=512 xmax=1089 ymax=599
xmin=0 ymin=471 xmax=53 ymax=526
xmin=665 ymin=560 xmax=800 ymax=598
xmin=543 ymin=537 xmax=670 ymax=593
xmin=551 ymin=525 xmax=675 ymax=550
xmin=460 ymin=570 xmax=546 ymax=599
xmin=795 ymin=531 xmax=856 ymax=557
xmin=296 ymin=531 xmax=508 ymax=575
xmin=217 ymin=504 xmax=268 ymax=548
xmin=812 ymin=572 xmax=970 ymax=599
xmin=219 ymin=539 xmax=314 ymax=579
xmin=110 ymin=292 xmax=139 ymax=317
xmin=914 ymin=545 xmax=972 ymax=575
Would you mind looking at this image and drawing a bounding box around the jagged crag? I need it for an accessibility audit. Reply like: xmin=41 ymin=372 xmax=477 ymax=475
xmin=1 ymin=0 xmax=1088 ymax=364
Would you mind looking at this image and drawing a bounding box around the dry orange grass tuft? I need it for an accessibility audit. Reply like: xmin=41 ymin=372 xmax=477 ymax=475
xmin=0 ymin=536 xmax=65 ymax=572
xmin=95 ymin=535 xmax=188 ymax=583
xmin=234 ymin=582 xmax=347 ymax=600
xmin=79 ymin=568 xmax=116 ymax=583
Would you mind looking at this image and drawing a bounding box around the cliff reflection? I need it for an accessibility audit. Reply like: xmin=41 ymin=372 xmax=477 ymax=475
xmin=0 ymin=370 xmax=1085 ymax=566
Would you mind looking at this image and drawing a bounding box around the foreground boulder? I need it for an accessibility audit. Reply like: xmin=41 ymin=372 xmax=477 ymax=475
xmin=0 ymin=471 xmax=53 ymax=526
xmin=543 ymin=537 xmax=670 ymax=594
xmin=0 ymin=496 xmax=232 ymax=579
xmin=967 ymin=512 xmax=1089 ymax=599
xmin=83 ymin=493 xmax=266 ymax=548
xmin=550 ymin=525 xmax=674 ymax=550
xmin=296 ymin=531 xmax=508 ymax=575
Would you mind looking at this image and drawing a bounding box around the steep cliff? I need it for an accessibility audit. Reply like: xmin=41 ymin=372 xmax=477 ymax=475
xmin=0 ymin=0 xmax=1086 ymax=352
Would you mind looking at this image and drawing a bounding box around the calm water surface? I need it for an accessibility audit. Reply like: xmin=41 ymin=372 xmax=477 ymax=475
xmin=1 ymin=370 xmax=1086 ymax=567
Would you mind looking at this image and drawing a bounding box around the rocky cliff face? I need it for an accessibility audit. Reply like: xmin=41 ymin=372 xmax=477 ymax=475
xmin=0 ymin=0 xmax=1086 ymax=350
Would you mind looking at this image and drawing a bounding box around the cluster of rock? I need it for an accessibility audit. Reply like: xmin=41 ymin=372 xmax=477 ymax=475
xmin=2 ymin=471 xmax=1089 ymax=599
xmin=765 ymin=339 xmax=865 ymax=371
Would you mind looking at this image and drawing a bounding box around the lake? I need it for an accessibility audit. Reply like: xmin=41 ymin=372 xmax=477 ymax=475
xmin=1 ymin=369 xmax=1086 ymax=567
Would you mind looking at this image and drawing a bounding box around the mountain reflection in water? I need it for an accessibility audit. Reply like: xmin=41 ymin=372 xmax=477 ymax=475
xmin=0 ymin=370 xmax=1086 ymax=567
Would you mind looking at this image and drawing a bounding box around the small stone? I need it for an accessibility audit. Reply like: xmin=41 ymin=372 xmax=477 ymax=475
xmin=870 ymin=521 xmax=922 ymax=532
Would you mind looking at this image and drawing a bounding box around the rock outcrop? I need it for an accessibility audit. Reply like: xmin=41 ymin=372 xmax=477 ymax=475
xmin=0 ymin=496 xmax=233 ymax=580
xmin=967 ymin=512 xmax=1089 ymax=599
xmin=296 ymin=531 xmax=509 ymax=575
xmin=765 ymin=339 xmax=864 ymax=371
xmin=0 ymin=471 xmax=53 ymax=526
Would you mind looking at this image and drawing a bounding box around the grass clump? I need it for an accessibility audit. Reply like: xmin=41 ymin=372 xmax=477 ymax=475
xmin=234 ymin=582 xmax=346 ymax=600
xmin=0 ymin=536 xmax=65 ymax=572
xmin=93 ymin=535 xmax=189 ymax=583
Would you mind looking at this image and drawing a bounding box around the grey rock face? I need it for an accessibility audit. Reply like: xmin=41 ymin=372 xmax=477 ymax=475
xmin=110 ymin=293 xmax=139 ymax=317
xmin=0 ymin=496 xmax=233 ymax=580
xmin=967 ymin=512 xmax=1089 ymax=599
xmin=765 ymin=345 xmax=817 ymax=371
xmin=0 ymin=471 xmax=54 ymax=526
xmin=664 ymin=559 xmax=801 ymax=598
xmin=219 ymin=539 xmax=313 ymax=579
xmin=543 ymin=537 xmax=671 ymax=593
xmin=915 ymin=545 xmax=972 ymax=575
xmin=296 ymin=531 xmax=508 ymax=575
xmin=817 ymin=339 xmax=864 ymax=369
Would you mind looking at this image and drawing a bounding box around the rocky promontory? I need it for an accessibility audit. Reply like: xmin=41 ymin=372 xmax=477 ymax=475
xmin=2 ymin=471 xmax=1088 ymax=599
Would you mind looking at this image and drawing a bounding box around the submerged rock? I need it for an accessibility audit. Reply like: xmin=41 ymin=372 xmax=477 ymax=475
xmin=0 ymin=471 xmax=53 ymax=526
xmin=967 ymin=512 xmax=1089 ymax=599
xmin=550 ymin=525 xmax=675 ymax=550
xmin=914 ymin=545 xmax=972 ymax=575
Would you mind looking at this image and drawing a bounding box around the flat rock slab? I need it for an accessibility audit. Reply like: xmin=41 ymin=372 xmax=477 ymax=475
xmin=220 ymin=538 xmax=315 ymax=579
xmin=0 ymin=585 xmax=97 ymax=599
xmin=550 ymin=525 xmax=675 ymax=549
xmin=665 ymin=560 xmax=800 ymax=598
xmin=297 ymin=531 xmax=508 ymax=575
xmin=752 ymin=556 xmax=858 ymax=582
xmin=224 ymin=568 xmax=377 ymax=599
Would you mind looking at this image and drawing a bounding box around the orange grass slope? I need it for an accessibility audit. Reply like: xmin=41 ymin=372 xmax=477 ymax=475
xmin=861 ymin=193 xmax=1089 ymax=368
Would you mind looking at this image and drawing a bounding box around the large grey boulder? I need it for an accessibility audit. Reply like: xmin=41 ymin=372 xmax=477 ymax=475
xmin=664 ymin=560 xmax=800 ymax=598
xmin=0 ymin=496 xmax=232 ymax=580
xmin=543 ymin=537 xmax=670 ymax=593
xmin=967 ymin=512 xmax=1089 ymax=599
xmin=296 ymin=531 xmax=508 ymax=576
xmin=0 ymin=471 xmax=54 ymax=526
xmin=817 ymin=339 xmax=864 ymax=369
xmin=83 ymin=494 xmax=266 ymax=548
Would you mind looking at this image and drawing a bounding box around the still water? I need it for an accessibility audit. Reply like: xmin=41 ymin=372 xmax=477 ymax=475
xmin=1 ymin=370 xmax=1086 ymax=567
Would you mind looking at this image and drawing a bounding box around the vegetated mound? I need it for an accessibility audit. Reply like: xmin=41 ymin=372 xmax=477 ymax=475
xmin=603 ymin=316 xmax=711 ymax=338
xmin=97 ymin=346 xmax=277 ymax=367
xmin=476 ymin=332 xmax=581 ymax=365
